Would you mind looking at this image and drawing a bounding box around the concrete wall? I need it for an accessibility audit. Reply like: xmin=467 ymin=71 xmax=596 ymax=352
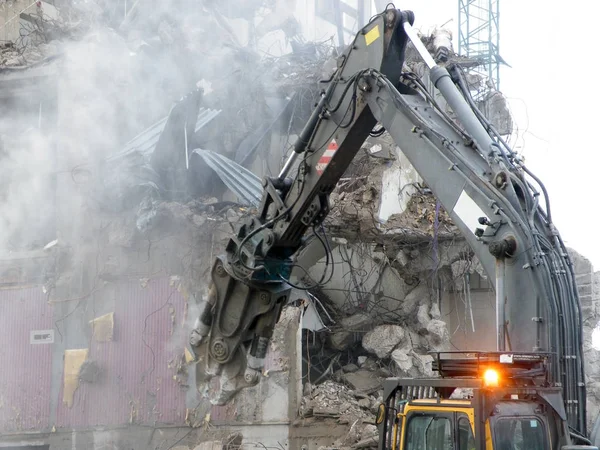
xmin=443 ymin=282 xmax=496 ymax=352
xmin=569 ymin=250 xmax=600 ymax=430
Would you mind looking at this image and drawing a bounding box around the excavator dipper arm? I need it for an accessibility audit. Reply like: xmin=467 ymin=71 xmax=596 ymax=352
xmin=189 ymin=7 xmax=586 ymax=437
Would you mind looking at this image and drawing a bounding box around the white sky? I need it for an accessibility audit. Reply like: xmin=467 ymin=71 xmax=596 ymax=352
xmin=394 ymin=0 xmax=600 ymax=270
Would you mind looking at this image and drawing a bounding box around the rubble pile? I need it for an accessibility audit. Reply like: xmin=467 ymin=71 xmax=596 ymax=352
xmin=0 ymin=4 xmax=89 ymax=69
xmin=327 ymin=318 xmax=442 ymax=379
xmin=301 ymin=380 xmax=376 ymax=421
xmin=0 ymin=41 xmax=57 ymax=68
xmin=298 ymin=312 xmax=448 ymax=446
xmin=326 ymin=137 xmax=460 ymax=244
xmin=300 ymin=380 xmax=380 ymax=448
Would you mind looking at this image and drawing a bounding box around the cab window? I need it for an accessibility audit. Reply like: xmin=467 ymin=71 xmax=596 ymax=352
xmin=458 ymin=416 xmax=475 ymax=450
xmin=405 ymin=415 xmax=453 ymax=450
xmin=494 ymin=418 xmax=546 ymax=450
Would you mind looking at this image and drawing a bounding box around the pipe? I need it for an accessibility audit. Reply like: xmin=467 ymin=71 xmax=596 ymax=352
xmin=278 ymin=151 xmax=299 ymax=180
xmin=401 ymin=21 xmax=436 ymax=69
xmin=496 ymin=259 xmax=506 ymax=351
xmin=279 ymin=91 xmax=328 ymax=180
xmin=402 ymin=21 xmax=497 ymax=158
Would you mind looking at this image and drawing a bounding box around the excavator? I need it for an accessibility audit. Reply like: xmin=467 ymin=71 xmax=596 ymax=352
xmin=188 ymin=6 xmax=595 ymax=450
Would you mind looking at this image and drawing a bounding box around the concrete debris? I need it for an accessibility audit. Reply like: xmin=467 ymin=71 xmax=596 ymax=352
xmin=430 ymin=29 xmax=453 ymax=62
xmin=342 ymin=370 xmax=383 ymax=394
xmin=396 ymin=284 xmax=431 ymax=319
xmin=342 ymin=363 xmax=359 ymax=373
xmin=362 ymin=325 xmax=405 ymax=359
xmin=326 ymin=143 xmax=460 ymax=246
xmin=357 ymin=398 xmax=371 ymax=409
xmin=413 ymin=353 xmax=435 ymax=377
xmin=301 ymin=380 xmax=377 ymax=423
xmin=450 ymin=258 xmax=488 ymax=289
xmin=450 ymin=388 xmax=474 ymax=400
xmin=426 ymin=319 xmax=450 ymax=347
xmin=478 ymin=91 xmax=513 ymax=136
xmin=352 ymin=435 xmax=378 ymax=449
xmin=430 ymin=303 xmax=442 ymax=319
xmin=329 ymin=313 xmax=375 ymax=351
xmin=223 ymin=432 xmax=243 ymax=449
xmin=193 ymin=443 xmax=221 ymax=450
xmin=391 ymin=347 xmax=413 ymax=372
xmin=417 ymin=304 xmax=432 ymax=332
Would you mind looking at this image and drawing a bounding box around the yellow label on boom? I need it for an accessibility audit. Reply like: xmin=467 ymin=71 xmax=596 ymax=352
xmin=365 ymin=25 xmax=380 ymax=46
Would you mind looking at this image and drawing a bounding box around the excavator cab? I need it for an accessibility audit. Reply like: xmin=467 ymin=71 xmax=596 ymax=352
xmin=377 ymin=352 xmax=588 ymax=450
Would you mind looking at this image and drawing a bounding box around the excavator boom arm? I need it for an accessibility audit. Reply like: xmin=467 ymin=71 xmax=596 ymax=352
xmin=190 ymin=6 xmax=586 ymax=438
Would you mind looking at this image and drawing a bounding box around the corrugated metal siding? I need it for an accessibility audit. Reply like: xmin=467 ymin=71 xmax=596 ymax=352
xmin=0 ymin=278 xmax=296 ymax=431
xmin=0 ymin=286 xmax=52 ymax=433
xmin=55 ymin=278 xmax=187 ymax=428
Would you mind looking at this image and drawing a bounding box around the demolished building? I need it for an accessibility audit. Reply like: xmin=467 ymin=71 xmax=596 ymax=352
xmin=0 ymin=1 xmax=599 ymax=450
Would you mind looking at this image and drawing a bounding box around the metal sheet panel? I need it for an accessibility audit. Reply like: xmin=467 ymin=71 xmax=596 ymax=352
xmin=0 ymin=286 xmax=52 ymax=432
xmin=108 ymin=107 xmax=221 ymax=162
xmin=192 ymin=149 xmax=262 ymax=206
xmin=55 ymin=278 xmax=188 ymax=428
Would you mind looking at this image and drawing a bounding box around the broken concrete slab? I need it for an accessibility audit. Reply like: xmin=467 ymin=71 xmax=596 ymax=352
xmin=396 ymin=284 xmax=430 ymax=319
xmin=362 ymin=324 xmax=405 ymax=358
xmin=430 ymin=302 xmax=441 ymax=319
xmin=342 ymin=363 xmax=359 ymax=373
xmin=413 ymin=353 xmax=435 ymax=377
xmin=416 ymin=304 xmax=431 ymax=332
xmin=359 ymin=357 xmax=380 ymax=372
xmin=391 ymin=347 xmax=413 ymax=372
xmin=329 ymin=313 xmax=375 ymax=351
xmin=223 ymin=432 xmax=243 ymax=448
xmin=426 ymin=319 xmax=450 ymax=347
xmin=357 ymin=398 xmax=371 ymax=409
xmin=193 ymin=443 xmax=221 ymax=450
xmin=352 ymin=436 xmax=378 ymax=449
xmin=301 ymin=380 xmax=376 ymax=425
xmin=343 ymin=370 xmax=383 ymax=394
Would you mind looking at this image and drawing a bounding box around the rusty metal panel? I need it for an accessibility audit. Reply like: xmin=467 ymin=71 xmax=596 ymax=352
xmin=55 ymin=278 xmax=187 ymax=428
xmin=0 ymin=286 xmax=52 ymax=432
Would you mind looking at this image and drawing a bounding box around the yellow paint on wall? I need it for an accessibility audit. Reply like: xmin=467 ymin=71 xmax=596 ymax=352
xmin=63 ymin=349 xmax=89 ymax=408
xmin=89 ymin=312 xmax=114 ymax=342
xmin=184 ymin=347 xmax=195 ymax=363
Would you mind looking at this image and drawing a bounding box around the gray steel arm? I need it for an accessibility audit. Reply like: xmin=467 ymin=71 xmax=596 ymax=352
xmin=191 ymin=8 xmax=585 ymax=435
xmin=363 ymin=71 xmax=584 ymax=431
